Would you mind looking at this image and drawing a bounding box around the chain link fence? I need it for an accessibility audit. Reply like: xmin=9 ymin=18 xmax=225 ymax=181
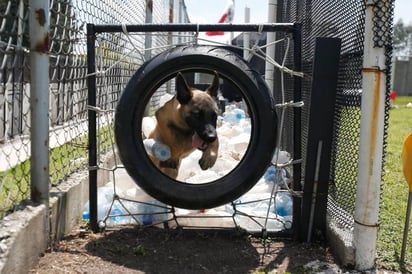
xmin=0 ymin=0 xmax=396 ymax=264
xmin=277 ymin=0 xmax=394 ymax=253
xmin=0 ymin=0 xmax=191 ymax=219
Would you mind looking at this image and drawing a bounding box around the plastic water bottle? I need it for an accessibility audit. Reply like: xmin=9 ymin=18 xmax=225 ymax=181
xmin=110 ymin=203 xmax=124 ymax=224
xmin=141 ymin=203 xmax=153 ymax=225
xmin=263 ymin=166 xmax=277 ymax=182
xmin=83 ymin=185 xmax=131 ymax=225
xmin=143 ymin=138 xmax=171 ymax=161
xmin=140 ymin=201 xmax=169 ymax=225
xmin=263 ymin=166 xmax=288 ymax=187
xmin=271 ymin=150 xmax=292 ymax=165
xmin=82 ymin=185 xmax=114 ymax=221
xmin=223 ymin=108 xmax=246 ymax=124
xmin=275 ymin=192 xmax=293 ymax=217
xmin=82 ymin=211 xmax=90 ymax=221
xmin=142 ymin=116 xmax=156 ymax=138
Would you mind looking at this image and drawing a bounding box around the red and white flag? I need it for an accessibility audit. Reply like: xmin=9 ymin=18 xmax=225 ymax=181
xmin=206 ymin=0 xmax=235 ymax=36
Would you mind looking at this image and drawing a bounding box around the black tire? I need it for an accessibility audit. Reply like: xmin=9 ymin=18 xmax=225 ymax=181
xmin=115 ymin=45 xmax=277 ymax=209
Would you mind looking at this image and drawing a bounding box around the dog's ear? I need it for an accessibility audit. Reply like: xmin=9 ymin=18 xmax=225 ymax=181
xmin=206 ymin=71 xmax=219 ymax=98
xmin=176 ymin=72 xmax=193 ymax=105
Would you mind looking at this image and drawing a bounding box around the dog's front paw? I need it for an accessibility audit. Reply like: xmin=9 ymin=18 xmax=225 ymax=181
xmin=199 ymin=151 xmax=217 ymax=170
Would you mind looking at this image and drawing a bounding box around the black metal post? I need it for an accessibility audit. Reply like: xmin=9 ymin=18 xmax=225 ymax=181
xmin=87 ymin=23 xmax=99 ymax=232
xmin=85 ymin=22 xmax=300 ymax=234
xmin=300 ymin=37 xmax=341 ymax=241
xmin=92 ymin=23 xmax=296 ymax=34
xmin=292 ymin=23 xmax=302 ymax=240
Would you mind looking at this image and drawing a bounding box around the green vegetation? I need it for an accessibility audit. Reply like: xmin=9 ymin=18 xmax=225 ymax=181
xmin=0 ymin=96 xmax=411 ymax=270
xmin=49 ymin=134 xmax=88 ymax=185
xmin=328 ymin=97 xmax=412 ymax=270
xmin=378 ymin=96 xmax=412 ymax=270
xmin=332 ymin=106 xmax=360 ymax=212
xmin=0 ymin=124 xmax=115 ymax=218
xmin=0 ymin=159 xmax=31 ymax=217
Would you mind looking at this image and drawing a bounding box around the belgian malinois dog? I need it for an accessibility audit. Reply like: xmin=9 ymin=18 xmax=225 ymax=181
xmin=148 ymin=72 xmax=220 ymax=179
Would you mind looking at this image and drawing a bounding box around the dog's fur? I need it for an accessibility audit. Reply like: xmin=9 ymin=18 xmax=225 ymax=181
xmin=148 ymin=72 xmax=220 ymax=179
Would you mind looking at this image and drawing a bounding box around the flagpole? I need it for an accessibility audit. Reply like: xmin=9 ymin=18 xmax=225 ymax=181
xmin=243 ymin=6 xmax=250 ymax=59
xmin=229 ymin=0 xmax=234 ymax=44
xmin=265 ymin=0 xmax=278 ymax=93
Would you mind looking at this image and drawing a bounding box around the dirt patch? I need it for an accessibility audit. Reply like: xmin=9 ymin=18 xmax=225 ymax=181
xmin=29 ymin=224 xmax=340 ymax=274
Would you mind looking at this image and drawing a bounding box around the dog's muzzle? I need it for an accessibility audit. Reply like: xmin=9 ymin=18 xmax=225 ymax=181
xmin=192 ymin=131 xmax=216 ymax=151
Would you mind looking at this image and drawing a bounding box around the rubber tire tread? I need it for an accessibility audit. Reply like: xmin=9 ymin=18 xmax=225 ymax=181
xmin=115 ymin=45 xmax=277 ymax=209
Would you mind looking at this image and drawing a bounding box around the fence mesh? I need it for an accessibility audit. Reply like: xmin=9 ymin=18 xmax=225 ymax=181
xmin=0 ymin=0 xmax=190 ymax=218
xmin=277 ymin=0 xmax=393 ymax=239
xmin=0 ymin=0 xmax=395 ymax=257
xmin=0 ymin=0 xmax=31 ymax=217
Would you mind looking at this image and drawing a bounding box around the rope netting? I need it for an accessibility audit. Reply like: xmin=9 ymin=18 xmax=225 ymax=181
xmin=86 ymin=25 xmax=304 ymax=234
xmin=0 ymin=0 xmax=187 ymax=219
xmin=0 ymin=2 xmax=395 ymax=262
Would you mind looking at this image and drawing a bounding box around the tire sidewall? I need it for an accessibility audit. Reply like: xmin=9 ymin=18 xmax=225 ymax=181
xmin=115 ymin=45 xmax=277 ymax=209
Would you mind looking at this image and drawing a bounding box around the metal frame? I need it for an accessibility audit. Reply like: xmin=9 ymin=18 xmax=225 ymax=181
xmin=29 ymin=0 xmax=50 ymax=238
xmin=300 ymin=37 xmax=342 ymax=242
xmin=86 ymin=23 xmax=302 ymax=233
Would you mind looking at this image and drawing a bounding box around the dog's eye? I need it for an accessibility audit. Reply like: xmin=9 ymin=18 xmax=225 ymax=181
xmin=191 ymin=111 xmax=201 ymax=118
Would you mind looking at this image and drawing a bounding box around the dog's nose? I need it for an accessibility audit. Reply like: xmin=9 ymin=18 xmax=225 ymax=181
xmin=203 ymin=127 xmax=217 ymax=143
xmin=204 ymin=133 xmax=217 ymax=143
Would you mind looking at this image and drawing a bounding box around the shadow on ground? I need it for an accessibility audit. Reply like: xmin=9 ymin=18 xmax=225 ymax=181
xmin=82 ymin=227 xmax=335 ymax=274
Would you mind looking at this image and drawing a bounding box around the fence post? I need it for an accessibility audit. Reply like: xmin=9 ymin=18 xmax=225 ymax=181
xmin=86 ymin=24 xmax=99 ymax=233
xmin=243 ymin=7 xmax=250 ymax=60
xmin=29 ymin=0 xmax=50 ymax=232
xmin=300 ymin=38 xmax=341 ymax=242
xmin=264 ymin=0 xmax=277 ymax=93
xmin=354 ymin=0 xmax=389 ymax=270
xmin=145 ymin=0 xmax=153 ymax=60
xmin=292 ymin=23 xmax=302 ymax=240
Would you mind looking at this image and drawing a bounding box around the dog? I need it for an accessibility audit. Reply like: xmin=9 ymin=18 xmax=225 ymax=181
xmin=148 ymin=72 xmax=220 ymax=179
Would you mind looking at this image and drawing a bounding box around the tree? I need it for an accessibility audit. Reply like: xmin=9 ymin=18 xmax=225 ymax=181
xmin=393 ymin=19 xmax=412 ymax=58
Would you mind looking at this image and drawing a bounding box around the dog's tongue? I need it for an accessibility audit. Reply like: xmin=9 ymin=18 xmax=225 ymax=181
xmin=192 ymin=132 xmax=208 ymax=150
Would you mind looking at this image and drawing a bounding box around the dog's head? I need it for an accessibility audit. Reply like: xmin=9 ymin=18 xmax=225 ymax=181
xmin=176 ymin=72 xmax=219 ymax=150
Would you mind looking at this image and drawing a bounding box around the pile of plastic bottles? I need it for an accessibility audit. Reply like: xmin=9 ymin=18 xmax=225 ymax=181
xmin=82 ymin=185 xmax=168 ymax=227
xmin=83 ymin=102 xmax=294 ymax=231
xmin=222 ymin=107 xmax=246 ymax=124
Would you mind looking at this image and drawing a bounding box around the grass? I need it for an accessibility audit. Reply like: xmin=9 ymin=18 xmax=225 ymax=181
xmin=330 ymin=96 xmax=412 ymax=270
xmin=0 ymin=124 xmax=115 ymax=218
xmin=0 ymin=160 xmax=31 ymax=216
xmin=332 ymin=106 xmax=361 ymax=212
xmin=49 ymin=125 xmax=115 ymax=184
xmin=0 ymin=96 xmax=411 ymax=270
xmin=378 ymin=96 xmax=412 ymax=270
